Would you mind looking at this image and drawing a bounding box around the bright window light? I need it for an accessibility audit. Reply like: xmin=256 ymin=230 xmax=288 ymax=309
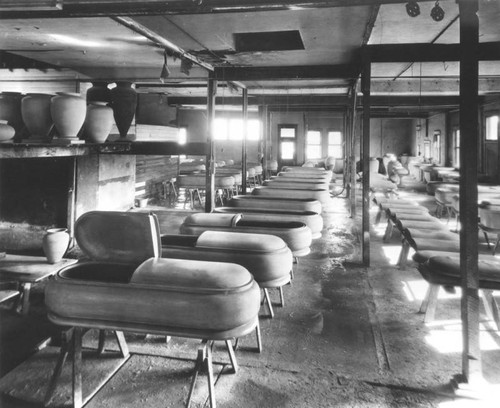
xmin=247 ymin=119 xmax=260 ymax=141
xmin=229 ymin=119 xmax=243 ymax=140
xmin=214 ymin=118 xmax=228 ymax=140
xmin=486 ymin=115 xmax=499 ymax=141
xmin=49 ymin=34 xmax=102 ymax=47
xmin=178 ymin=127 xmax=187 ymax=145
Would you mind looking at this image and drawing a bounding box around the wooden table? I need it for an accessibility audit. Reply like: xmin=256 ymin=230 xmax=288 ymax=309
xmin=0 ymin=254 xmax=77 ymax=315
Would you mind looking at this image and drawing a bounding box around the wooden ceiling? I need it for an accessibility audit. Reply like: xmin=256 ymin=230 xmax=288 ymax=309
xmin=1 ymin=0 xmax=499 ymax=115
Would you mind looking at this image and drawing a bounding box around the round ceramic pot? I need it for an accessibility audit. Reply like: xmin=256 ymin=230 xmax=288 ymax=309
xmin=268 ymin=160 xmax=278 ymax=171
xmin=51 ymin=92 xmax=86 ymax=140
xmin=0 ymin=120 xmax=15 ymax=143
xmin=86 ymin=81 xmax=111 ymax=104
xmin=21 ymin=93 xmax=54 ymax=142
xmin=110 ymin=81 xmax=137 ymax=139
xmin=43 ymin=228 xmax=70 ymax=264
xmin=84 ymin=102 xmax=113 ymax=143
xmin=0 ymin=92 xmax=24 ymax=139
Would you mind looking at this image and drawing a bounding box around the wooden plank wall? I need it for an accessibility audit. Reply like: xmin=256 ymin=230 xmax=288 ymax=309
xmin=135 ymin=155 xmax=179 ymax=200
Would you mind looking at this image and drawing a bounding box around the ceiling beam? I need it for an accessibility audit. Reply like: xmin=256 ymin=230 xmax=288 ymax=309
xmin=213 ymin=65 xmax=359 ymax=81
xmin=112 ymin=16 xmax=213 ymax=71
xmin=370 ymin=78 xmax=500 ymax=95
xmin=0 ymin=0 xmax=439 ymax=19
xmin=365 ymin=42 xmax=500 ymax=63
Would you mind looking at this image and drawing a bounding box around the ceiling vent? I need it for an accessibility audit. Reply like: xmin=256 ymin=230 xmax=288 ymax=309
xmin=233 ymin=30 xmax=304 ymax=52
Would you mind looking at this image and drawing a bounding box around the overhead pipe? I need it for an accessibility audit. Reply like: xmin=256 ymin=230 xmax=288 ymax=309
xmin=112 ymin=16 xmax=213 ymax=72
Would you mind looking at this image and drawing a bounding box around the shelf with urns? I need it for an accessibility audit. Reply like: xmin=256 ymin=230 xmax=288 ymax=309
xmin=0 ymin=86 xmax=208 ymax=159
xmin=0 ymin=141 xmax=207 ymax=159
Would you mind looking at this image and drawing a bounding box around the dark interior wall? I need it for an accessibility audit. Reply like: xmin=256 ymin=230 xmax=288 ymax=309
xmin=0 ymin=158 xmax=70 ymax=226
xmin=136 ymin=93 xmax=178 ymax=126
xmin=354 ymin=117 xmax=415 ymax=161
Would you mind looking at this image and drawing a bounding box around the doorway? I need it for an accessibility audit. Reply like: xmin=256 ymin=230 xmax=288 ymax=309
xmin=278 ymin=124 xmax=298 ymax=168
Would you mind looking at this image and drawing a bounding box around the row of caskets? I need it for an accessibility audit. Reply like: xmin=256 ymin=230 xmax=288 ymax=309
xmin=44 ymin=165 xmax=333 ymax=408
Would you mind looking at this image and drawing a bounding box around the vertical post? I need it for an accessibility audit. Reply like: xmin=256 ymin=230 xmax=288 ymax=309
xmin=260 ymin=105 xmax=269 ymax=178
xmin=458 ymin=0 xmax=481 ymax=383
xmin=67 ymin=157 xmax=77 ymax=248
xmin=241 ymin=88 xmax=248 ymax=195
xmin=205 ymin=76 xmax=217 ymax=213
xmin=361 ymin=60 xmax=371 ymax=266
xmin=349 ymin=84 xmax=358 ymax=217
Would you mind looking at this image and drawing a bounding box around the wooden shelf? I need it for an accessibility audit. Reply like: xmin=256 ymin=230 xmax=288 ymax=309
xmin=0 ymin=141 xmax=207 ymax=159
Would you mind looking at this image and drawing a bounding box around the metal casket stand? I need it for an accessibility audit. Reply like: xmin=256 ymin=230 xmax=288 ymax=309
xmin=43 ymin=211 xmax=261 ymax=408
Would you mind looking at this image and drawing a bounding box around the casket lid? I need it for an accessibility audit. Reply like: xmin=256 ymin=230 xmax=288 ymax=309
xmin=183 ymin=213 xmax=242 ymax=228
xmin=196 ymin=230 xmax=287 ymax=252
xmin=131 ymin=257 xmax=254 ymax=290
xmin=75 ymin=211 xmax=161 ymax=264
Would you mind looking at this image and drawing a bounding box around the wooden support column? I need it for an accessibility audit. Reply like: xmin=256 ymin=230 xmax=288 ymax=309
xmin=259 ymin=105 xmax=269 ymax=177
xmin=458 ymin=0 xmax=481 ymax=383
xmin=241 ymin=88 xmax=248 ymax=195
xmin=205 ymin=77 xmax=217 ymax=212
xmin=349 ymin=85 xmax=358 ymax=217
xmin=361 ymin=62 xmax=371 ymax=266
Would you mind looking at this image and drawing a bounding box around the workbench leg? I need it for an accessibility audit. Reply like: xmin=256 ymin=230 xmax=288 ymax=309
xmin=278 ymin=286 xmax=285 ymax=307
xmin=73 ymin=327 xmax=83 ymax=408
xmin=15 ymin=282 xmax=31 ymax=315
xmin=423 ymin=284 xmax=440 ymax=324
xmin=97 ymin=330 xmax=106 ymax=355
xmin=255 ymin=321 xmax=262 ymax=353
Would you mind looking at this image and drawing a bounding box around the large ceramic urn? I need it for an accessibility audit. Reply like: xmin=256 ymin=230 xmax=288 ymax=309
xmin=84 ymin=102 xmax=113 ymax=143
xmin=0 ymin=120 xmax=15 ymax=143
xmin=21 ymin=93 xmax=54 ymax=142
xmin=51 ymin=92 xmax=86 ymax=143
xmin=0 ymin=92 xmax=24 ymax=140
xmin=110 ymin=81 xmax=137 ymax=140
xmin=43 ymin=228 xmax=70 ymax=264
xmin=86 ymin=81 xmax=111 ymax=104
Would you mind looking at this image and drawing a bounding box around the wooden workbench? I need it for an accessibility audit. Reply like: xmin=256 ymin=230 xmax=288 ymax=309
xmin=0 ymin=254 xmax=77 ymax=315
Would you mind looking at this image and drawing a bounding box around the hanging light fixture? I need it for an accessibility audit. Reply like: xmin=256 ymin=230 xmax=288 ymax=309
xmin=160 ymin=50 xmax=170 ymax=83
xmin=430 ymin=1 xmax=445 ymax=22
xmin=406 ymin=1 xmax=420 ymax=17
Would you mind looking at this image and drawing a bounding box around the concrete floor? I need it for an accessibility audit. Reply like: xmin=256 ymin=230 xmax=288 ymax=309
xmin=1 ymin=181 xmax=500 ymax=407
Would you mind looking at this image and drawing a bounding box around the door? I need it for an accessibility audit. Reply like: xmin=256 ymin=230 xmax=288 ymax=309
xmin=278 ymin=124 xmax=298 ymax=168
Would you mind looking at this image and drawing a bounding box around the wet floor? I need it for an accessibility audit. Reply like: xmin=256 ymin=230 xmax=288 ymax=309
xmin=1 ymin=183 xmax=500 ymax=407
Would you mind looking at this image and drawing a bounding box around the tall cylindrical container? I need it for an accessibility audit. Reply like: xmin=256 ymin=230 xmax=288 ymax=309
xmin=0 ymin=92 xmax=24 ymax=140
xmin=21 ymin=93 xmax=54 ymax=142
xmin=110 ymin=82 xmax=137 ymax=140
xmin=84 ymin=102 xmax=114 ymax=143
xmin=51 ymin=92 xmax=86 ymax=142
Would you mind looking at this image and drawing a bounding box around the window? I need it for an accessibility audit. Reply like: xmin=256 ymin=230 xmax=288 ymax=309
xmin=306 ymin=130 xmax=322 ymax=159
xmin=278 ymin=125 xmax=297 ymax=161
xmin=433 ymin=131 xmax=441 ymax=163
xmin=178 ymin=127 xmax=187 ymax=145
xmin=213 ymin=118 xmax=260 ymax=141
xmin=453 ymin=129 xmax=460 ymax=168
xmin=486 ymin=115 xmax=499 ymax=141
xmin=327 ymin=131 xmax=343 ymax=158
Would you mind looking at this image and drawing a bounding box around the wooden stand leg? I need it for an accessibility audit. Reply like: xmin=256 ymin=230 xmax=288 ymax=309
xmin=44 ymin=329 xmax=73 ymax=407
xmin=186 ymin=341 xmax=217 ymax=408
xmin=423 ymin=284 xmax=440 ymax=323
xmin=398 ymin=241 xmax=410 ymax=270
xmin=73 ymin=327 xmax=83 ymax=408
xmin=383 ymin=219 xmax=393 ymax=242
xmin=205 ymin=343 xmax=216 ymax=408
xmin=278 ymin=286 xmax=285 ymax=307
xmin=255 ymin=322 xmax=262 ymax=353
xmin=481 ymin=290 xmax=500 ymax=331
xmin=97 ymin=330 xmax=106 ymax=355
xmin=263 ymin=288 xmax=274 ymax=318
xmin=225 ymin=340 xmax=238 ymax=373
xmin=114 ymin=331 xmax=129 ymax=358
